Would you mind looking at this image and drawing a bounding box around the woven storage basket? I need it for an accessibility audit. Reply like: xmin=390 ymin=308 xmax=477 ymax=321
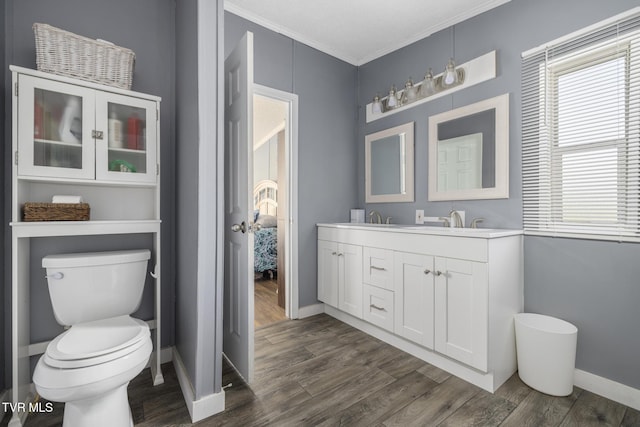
xmin=23 ymin=202 xmax=90 ymax=222
xmin=33 ymin=23 xmax=135 ymax=90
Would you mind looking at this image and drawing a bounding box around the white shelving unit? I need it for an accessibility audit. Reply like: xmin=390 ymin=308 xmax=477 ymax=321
xmin=9 ymin=65 xmax=163 ymax=427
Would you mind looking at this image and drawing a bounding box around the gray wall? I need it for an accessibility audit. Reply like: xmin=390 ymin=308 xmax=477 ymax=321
xmin=3 ymin=0 xmax=177 ymax=388
xmin=358 ymin=0 xmax=640 ymax=389
xmin=1 ymin=1 xmax=6 ymax=391
xmin=175 ymin=0 xmax=200 ymax=392
xmin=225 ymin=12 xmax=358 ymax=307
xmin=175 ymin=0 xmax=223 ymax=399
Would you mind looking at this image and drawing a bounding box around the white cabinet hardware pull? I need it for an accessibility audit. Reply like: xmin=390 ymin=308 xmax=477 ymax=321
xmin=45 ymin=272 xmax=64 ymax=280
xmin=424 ymin=269 xmax=431 ymax=275
xmin=434 ymin=270 xmax=443 ymax=276
xmin=370 ymin=304 xmax=386 ymax=311
xmin=371 ymin=265 xmax=386 ymax=271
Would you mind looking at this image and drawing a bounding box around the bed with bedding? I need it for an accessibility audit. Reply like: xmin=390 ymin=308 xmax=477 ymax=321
xmin=253 ymin=180 xmax=278 ymax=276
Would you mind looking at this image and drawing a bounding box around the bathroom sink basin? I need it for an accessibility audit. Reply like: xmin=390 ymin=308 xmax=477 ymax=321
xmin=318 ymin=223 xmax=522 ymax=238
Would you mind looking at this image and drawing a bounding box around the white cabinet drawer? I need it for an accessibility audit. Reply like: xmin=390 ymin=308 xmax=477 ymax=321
xmin=363 ymin=247 xmax=394 ymax=290
xmin=363 ymin=284 xmax=394 ymax=332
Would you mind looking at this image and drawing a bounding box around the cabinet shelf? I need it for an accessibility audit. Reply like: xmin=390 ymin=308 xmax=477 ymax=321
xmin=11 ymin=219 xmax=161 ymax=237
xmin=18 ymin=175 xmax=157 ymax=188
xmin=108 ymin=147 xmax=147 ymax=155
xmin=34 ymin=138 xmax=82 ymax=147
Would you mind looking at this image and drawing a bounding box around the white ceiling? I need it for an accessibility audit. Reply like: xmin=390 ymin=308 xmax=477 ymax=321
xmin=253 ymin=94 xmax=286 ymax=149
xmin=225 ymin=0 xmax=511 ymax=66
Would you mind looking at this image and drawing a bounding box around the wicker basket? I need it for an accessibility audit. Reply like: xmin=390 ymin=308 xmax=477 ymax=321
xmin=33 ymin=23 xmax=135 ymax=90
xmin=23 ymin=202 xmax=90 ymax=222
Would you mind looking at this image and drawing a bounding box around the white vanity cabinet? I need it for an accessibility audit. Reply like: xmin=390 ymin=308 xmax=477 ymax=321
xmin=9 ymin=66 xmax=163 ymax=427
xmin=317 ymin=240 xmax=363 ymax=318
xmin=317 ymin=223 xmax=523 ymax=392
xmin=16 ymin=72 xmax=157 ymax=184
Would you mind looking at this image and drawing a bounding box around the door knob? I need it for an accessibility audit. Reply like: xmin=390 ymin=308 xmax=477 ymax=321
xmin=231 ymin=221 xmax=246 ymax=233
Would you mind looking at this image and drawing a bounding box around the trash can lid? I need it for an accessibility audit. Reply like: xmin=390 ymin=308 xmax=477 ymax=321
xmin=514 ymin=313 xmax=577 ymax=335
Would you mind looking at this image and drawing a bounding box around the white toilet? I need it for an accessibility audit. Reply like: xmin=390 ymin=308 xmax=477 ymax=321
xmin=33 ymin=249 xmax=153 ymax=427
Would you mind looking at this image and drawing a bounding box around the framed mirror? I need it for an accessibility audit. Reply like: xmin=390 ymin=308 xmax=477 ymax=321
xmin=428 ymin=93 xmax=509 ymax=201
xmin=365 ymin=122 xmax=414 ymax=203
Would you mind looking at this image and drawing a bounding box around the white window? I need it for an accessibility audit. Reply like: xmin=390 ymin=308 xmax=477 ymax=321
xmin=522 ymin=11 xmax=640 ymax=242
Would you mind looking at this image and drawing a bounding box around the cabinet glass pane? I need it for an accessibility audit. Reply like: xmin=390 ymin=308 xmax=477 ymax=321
xmin=106 ymin=103 xmax=147 ymax=174
xmin=34 ymin=89 xmax=83 ymax=169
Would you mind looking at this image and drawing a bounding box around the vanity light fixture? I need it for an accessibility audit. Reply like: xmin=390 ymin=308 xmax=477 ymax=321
xmin=372 ymin=59 xmax=465 ymax=114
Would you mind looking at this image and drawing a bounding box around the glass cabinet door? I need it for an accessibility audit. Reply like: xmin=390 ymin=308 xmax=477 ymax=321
xmin=95 ymin=92 xmax=157 ymax=184
xmin=17 ymin=75 xmax=95 ymax=179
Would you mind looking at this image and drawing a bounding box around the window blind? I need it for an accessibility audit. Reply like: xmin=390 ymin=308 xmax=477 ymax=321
xmin=522 ymin=9 xmax=640 ymax=242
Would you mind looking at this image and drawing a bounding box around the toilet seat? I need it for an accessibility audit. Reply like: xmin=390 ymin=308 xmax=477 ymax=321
xmin=44 ymin=316 xmax=149 ymax=369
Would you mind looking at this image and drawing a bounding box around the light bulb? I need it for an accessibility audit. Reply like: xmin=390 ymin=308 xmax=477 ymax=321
xmin=387 ymin=85 xmax=397 ymax=108
xmin=402 ymin=78 xmax=418 ymax=104
xmin=372 ymin=95 xmax=382 ymax=114
xmin=442 ymin=58 xmax=458 ymax=87
xmin=421 ymin=68 xmax=436 ymax=96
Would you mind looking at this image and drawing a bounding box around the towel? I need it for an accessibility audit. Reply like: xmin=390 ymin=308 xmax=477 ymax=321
xmin=52 ymin=195 xmax=84 ymax=204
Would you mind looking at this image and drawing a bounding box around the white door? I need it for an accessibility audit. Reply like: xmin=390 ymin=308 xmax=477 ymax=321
xmin=224 ymin=32 xmax=255 ymax=382
xmin=437 ymin=133 xmax=483 ymax=191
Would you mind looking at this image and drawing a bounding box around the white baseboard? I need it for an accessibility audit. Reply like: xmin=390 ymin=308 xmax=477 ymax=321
xmin=297 ymin=303 xmax=325 ymax=319
xmin=172 ymin=347 xmax=225 ymax=423
xmin=574 ymin=369 xmax=640 ymax=411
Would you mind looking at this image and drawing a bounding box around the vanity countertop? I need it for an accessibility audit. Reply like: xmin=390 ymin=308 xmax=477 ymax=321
xmin=317 ymin=222 xmax=523 ymax=239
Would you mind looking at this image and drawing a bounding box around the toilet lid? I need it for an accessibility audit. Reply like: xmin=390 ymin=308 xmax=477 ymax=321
xmin=44 ymin=316 xmax=150 ymax=369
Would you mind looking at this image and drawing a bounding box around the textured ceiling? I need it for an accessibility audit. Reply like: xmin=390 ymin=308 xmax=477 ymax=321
xmin=225 ymin=0 xmax=510 ymax=65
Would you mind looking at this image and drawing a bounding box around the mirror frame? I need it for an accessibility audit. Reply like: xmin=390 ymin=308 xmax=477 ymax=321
xmin=428 ymin=93 xmax=509 ymax=201
xmin=365 ymin=121 xmax=415 ymax=203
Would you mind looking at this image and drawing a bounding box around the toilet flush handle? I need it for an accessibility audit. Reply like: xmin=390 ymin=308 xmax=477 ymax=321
xmin=45 ymin=272 xmax=64 ymax=280
xmin=150 ymin=265 xmax=159 ymax=279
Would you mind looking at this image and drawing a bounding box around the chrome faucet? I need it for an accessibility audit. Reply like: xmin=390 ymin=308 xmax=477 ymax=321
xmin=368 ymin=210 xmax=382 ymax=224
xmin=470 ymin=218 xmax=484 ymax=229
xmin=449 ymin=210 xmax=464 ymax=228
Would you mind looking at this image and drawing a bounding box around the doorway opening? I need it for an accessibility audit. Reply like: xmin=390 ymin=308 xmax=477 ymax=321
xmin=252 ymin=86 xmax=298 ymax=329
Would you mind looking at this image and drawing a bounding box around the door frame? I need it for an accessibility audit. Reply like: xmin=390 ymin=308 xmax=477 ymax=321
xmin=253 ymin=84 xmax=299 ymax=319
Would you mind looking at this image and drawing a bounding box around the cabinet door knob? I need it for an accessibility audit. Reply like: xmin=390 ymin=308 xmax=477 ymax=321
xmin=337 ymin=252 xmax=344 ymax=257
xmin=331 ymin=251 xmax=337 ymax=256
xmin=434 ymin=270 xmax=443 ymax=276
xmin=92 ymin=130 xmax=104 ymax=140
xmin=424 ymin=269 xmax=431 ymax=275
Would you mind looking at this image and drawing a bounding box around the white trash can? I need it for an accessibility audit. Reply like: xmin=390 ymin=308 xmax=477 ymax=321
xmin=514 ymin=313 xmax=578 ymax=396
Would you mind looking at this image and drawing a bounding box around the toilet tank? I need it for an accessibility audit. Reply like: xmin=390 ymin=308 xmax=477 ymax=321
xmin=42 ymin=249 xmax=151 ymax=325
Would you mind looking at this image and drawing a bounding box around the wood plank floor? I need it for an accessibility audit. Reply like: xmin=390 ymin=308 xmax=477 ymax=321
xmin=8 ymin=314 xmax=640 ymax=426
xmin=255 ymin=278 xmax=287 ymax=328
